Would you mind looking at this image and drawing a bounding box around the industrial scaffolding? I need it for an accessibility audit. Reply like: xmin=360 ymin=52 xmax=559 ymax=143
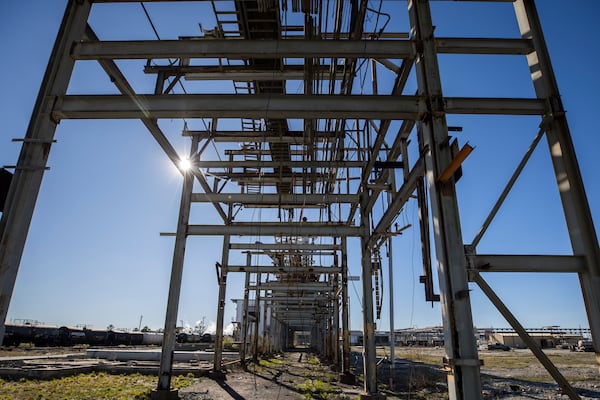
xmin=0 ymin=1 xmax=598 ymax=400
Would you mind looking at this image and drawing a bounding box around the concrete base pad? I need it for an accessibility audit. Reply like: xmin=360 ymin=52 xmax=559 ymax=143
xmin=150 ymin=388 xmax=179 ymax=400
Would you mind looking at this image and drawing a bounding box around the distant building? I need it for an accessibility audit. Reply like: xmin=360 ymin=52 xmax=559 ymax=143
xmin=348 ymin=326 xmax=588 ymax=349
xmin=489 ymin=330 xmax=583 ymax=349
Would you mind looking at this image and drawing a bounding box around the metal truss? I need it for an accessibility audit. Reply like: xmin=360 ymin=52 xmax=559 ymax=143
xmin=0 ymin=1 xmax=598 ymax=400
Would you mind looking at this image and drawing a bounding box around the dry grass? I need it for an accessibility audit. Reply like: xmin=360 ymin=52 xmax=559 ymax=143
xmin=0 ymin=372 xmax=198 ymax=400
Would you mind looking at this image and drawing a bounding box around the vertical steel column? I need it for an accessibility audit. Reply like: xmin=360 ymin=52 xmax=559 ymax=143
xmin=261 ymin=294 xmax=268 ymax=354
xmin=360 ymin=191 xmax=378 ymax=395
xmin=0 ymin=0 xmax=92 ymax=343
xmin=333 ymin=274 xmax=340 ymax=369
xmin=407 ymin=1 xmax=482 ymax=399
xmin=341 ymin=237 xmax=351 ymax=377
xmin=253 ymin=273 xmax=261 ymax=362
xmin=514 ymin=0 xmax=600 ymax=367
xmin=155 ymin=140 xmax=197 ymax=396
xmin=387 ymin=237 xmax=395 ymax=389
xmin=240 ymin=260 xmax=251 ymax=365
xmin=214 ymin=227 xmax=231 ymax=372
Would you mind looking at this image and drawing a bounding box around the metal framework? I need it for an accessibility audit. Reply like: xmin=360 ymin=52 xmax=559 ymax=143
xmin=0 ymin=1 xmax=598 ymax=400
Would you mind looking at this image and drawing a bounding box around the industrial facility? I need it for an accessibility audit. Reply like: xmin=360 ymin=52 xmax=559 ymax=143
xmin=0 ymin=1 xmax=598 ymax=400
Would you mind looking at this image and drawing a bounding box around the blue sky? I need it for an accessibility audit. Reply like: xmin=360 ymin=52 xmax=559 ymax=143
xmin=0 ymin=0 xmax=598 ymax=333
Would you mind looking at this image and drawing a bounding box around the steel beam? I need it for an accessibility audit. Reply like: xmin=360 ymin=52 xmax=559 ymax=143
xmin=367 ymin=156 xmax=425 ymax=249
xmin=227 ymin=265 xmax=341 ymax=273
xmin=515 ymin=0 xmax=600 ymax=369
xmin=187 ymin=223 xmax=360 ymax=237
xmin=50 ymin=94 xmax=546 ymax=121
xmin=191 ymin=193 xmax=358 ymax=205
xmin=250 ymin=283 xmax=334 ymax=291
xmin=185 ymin=71 xmax=342 ymax=81
xmin=229 ymin=243 xmax=340 ymax=251
xmin=146 ymin=64 xmax=345 ymax=77
xmin=240 ymin=265 xmax=250 ymax=364
xmin=341 ymin=237 xmax=351 ymax=377
xmin=0 ymin=0 xmax=92 ymax=344
xmin=196 ymin=160 xmax=366 ymax=169
xmin=252 ymin=273 xmax=261 ymax=362
xmin=359 ymin=191 xmax=378 ymax=395
xmin=214 ymin=232 xmax=230 ymax=372
xmin=468 ymin=254 xmax=587 ymax=273
xmin=156 ymin=167 xmax=194 ymax=393
xmin=408 ymin=1 xmax=483 ymax=398
xmin=184 ymin=130 xmax=340 ymax=142
xmin=51 ymin=94 xmax=423 ymax=120
xmin=435 ymin=38 xmax=533 ymax=55
xmin=72 ymin=39 xmax=415 ymax=60
xmin=472 ymin=272 xmax=581 ymax=400
xmin=443 ymin=97 xmax=546 ymax=115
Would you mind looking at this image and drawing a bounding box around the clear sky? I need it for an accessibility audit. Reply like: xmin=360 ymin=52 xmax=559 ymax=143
xmin=0 ymin=0 xmax=598 ymax=334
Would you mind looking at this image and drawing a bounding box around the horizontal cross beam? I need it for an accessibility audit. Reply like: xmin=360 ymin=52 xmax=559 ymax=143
xmin=72 ymin=38 xmax=532 ymax=60
xmin=51 ymin=94 xmax=546 ymax=120
xmin=196 ymin=160 xmax=366 ymax=169
xmin=186 ymin=223 xmax=361 ymax=237
xmin=230 ymin=243 xmax=340 ymax=251
xmin=191 ymin=193 xmax=359 ymax=205
xmin=468 ymin=254 xmax=586 ymax=273
xmin=228 ymin=265 xmax=341 ymax=274
xmin=72 ymin=39 xmax=415 ymax=60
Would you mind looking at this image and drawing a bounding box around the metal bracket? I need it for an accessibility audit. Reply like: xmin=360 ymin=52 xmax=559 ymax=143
xmin=3 ymin=165 xmax=50 ymax=171
xmin=443 ymin=357 xmax=483 ymax=368
xmin=12 ymin=138 xmax=57 ymax=144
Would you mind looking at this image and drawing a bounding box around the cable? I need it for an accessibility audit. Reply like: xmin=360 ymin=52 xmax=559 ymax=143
xmin=140 ymin=2 xmax=161 ymax=40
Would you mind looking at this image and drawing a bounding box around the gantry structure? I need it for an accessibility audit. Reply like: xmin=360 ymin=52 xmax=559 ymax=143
xmin=0 ymin=1 xmax=598 ymax=400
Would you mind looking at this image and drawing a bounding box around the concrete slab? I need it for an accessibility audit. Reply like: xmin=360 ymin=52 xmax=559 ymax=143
xmin=86 ymin=349 xmax=238 ymax=362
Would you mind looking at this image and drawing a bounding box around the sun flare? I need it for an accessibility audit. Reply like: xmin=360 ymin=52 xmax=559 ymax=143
xmin=179 ymin=158 xmax=192 ymax=171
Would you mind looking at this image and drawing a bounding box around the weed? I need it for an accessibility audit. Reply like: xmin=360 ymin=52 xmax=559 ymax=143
xmin=0 ymin=372 xmax=199 ymax=400
xmin=259 ymin=358 xmax=286 ymax=368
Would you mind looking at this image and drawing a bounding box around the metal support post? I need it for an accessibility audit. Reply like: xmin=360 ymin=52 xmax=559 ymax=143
xmin=155 ymin=140 xmax=197 ymax=397
xmin=514 ymin=0 xmax=600 ymax=368
xmin=261 ymin=296 xmax=268 ymax=355
xmin=360 ymin=191 xmax=378 ymax=395
xmin=387 ymin=237 xmax=395 ymax=389
xmin=214 ymin=229 xmax=231 ymax=372
xmin=340 ymin=237 xmax=353 ymax=380
xmin=253 ymin=273 xmax=261 ymax=362
xmin=333 ymin=274 xmax=340 ymax=369
xmin=407 ymin=1 xmax=482 ymax=399
xmin=240 ymin=265 xmax=251 ymax=365
xmin=0 ymin=0 xmax=92 ymax=344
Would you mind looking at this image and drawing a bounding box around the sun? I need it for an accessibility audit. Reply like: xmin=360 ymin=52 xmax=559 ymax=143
xmin=179 ymin=158 xmax=192 ymax=171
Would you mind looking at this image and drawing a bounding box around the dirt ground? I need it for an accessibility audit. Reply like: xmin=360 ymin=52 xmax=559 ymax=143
xmin=1 ymin=346 xmax=599 ymax=399
xmin=178 ymin=348 xmax=600 ymax=400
